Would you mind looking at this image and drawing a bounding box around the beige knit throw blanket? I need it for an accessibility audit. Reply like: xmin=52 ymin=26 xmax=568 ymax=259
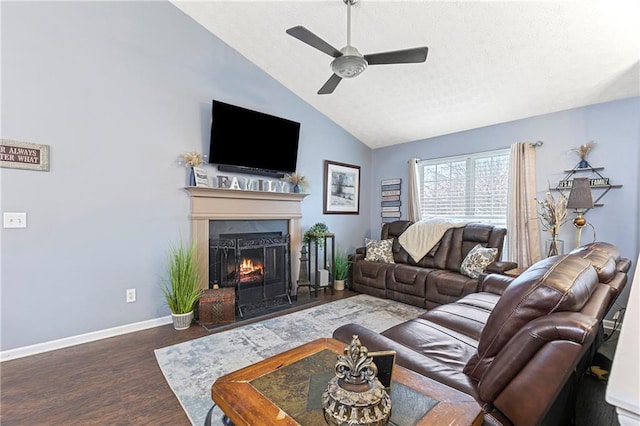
xmin=398 ymin=217 xmax=469 ymax=262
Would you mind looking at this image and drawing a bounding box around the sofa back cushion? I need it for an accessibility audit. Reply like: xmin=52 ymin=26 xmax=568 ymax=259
xmin=446 ymin=224 xmax=506 ymax=272
xmin=463 ymin=254 xmax=599 ymax=381
xmin=381 ymin=221 xmax=507 ymax=272
xmin=569 ymin=242 xmax=619 ymax=283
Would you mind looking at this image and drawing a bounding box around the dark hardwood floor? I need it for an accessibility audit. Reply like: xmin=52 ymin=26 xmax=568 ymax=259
xmin=1 ymin=289 xmax=617 ymax=425
xmin=0 ymin=290 xmax=356 ymax=425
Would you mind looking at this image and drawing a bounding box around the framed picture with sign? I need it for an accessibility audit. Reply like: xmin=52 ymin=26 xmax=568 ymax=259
xmin=193 ymin=166 xmax=210 ymax=187
xmin=0 ymin=139 xmax=50 ymax=171
xmin=323 ymin=160 xmax=360 ymax=214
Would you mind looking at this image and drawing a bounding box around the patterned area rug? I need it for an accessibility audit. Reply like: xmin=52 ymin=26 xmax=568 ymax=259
xmin=154 ymin=294 xmax=426 ymax=425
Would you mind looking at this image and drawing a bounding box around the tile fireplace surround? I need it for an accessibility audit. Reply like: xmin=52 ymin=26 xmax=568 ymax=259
xmin=185 ymin=187 xmax=308 ymax=293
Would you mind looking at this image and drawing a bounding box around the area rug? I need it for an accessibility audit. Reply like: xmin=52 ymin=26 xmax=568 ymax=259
xmin=154 ymin=294 xmax=426 ymax=425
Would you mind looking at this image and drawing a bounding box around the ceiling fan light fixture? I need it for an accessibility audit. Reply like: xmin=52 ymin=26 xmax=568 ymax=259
xmin=331 ymin=55 xmax=368 ymax=78
xmin=331 ymin=46 xmax=368 ymax=78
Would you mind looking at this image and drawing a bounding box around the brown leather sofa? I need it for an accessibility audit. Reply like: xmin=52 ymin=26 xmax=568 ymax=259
xmin=334 ymin=243 xmax=630 ymax=426
xmin=350 ymin=220 xmax=517 ymax=309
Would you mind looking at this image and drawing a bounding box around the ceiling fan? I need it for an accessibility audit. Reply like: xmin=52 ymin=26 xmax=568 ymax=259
xmin=286 ymin=0 xmax=429 ymax=95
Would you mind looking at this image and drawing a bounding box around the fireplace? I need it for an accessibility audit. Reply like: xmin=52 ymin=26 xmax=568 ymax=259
xmin=185 ymin=187 xmax=308 ymax=298
xmin=210 ymin=230 xmax=291 ymax=316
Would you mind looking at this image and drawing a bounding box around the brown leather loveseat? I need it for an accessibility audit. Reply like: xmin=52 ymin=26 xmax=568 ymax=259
xmin=350 ymin=220 xmax=516 ymax=309
xmin=335 ymin=244 xmax=630 ymax=425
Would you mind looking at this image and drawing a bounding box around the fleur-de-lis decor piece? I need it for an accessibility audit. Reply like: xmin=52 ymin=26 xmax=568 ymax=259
xmin=322 ymin=335 xmax=391 ymax=425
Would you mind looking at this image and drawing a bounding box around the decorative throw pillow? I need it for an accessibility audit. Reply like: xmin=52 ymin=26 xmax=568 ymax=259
xmin=460 ymin=244 xmax=498 ymax=279
xmin=364 ymin=238 xmax=395 ymax=263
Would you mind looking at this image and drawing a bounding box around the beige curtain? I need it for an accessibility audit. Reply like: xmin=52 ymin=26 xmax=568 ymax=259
xmin=407 ymin=158 xmax=422 ymax=222
xmin=506 ymin=142 xmax=541 ymax=267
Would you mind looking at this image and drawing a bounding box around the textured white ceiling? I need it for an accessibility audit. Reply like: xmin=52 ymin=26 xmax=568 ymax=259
xmin=170 ymin=0 xmax=640 ymax=149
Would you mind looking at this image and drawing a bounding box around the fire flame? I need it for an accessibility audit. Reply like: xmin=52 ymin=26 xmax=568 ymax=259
xmin=239 ymin=258 xmax=263 ymax=278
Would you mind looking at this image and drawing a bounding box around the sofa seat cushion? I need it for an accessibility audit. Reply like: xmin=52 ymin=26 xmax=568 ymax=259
xmin=422 ymin=294 xmax=498 ymax=341
xmin=351 ymin=261 xmax=395 ymax=298
xmin=386 ymin=265 xmax=432 ymax=297
xmin=463 ymin=254 xmax=599 ymax=381
xmin=455 ymin=291 xmax=501 ymax=312
xmin=424 ymin=270 xmax=479 ymax=309
xmin=382 ymin=318 xmax=478 ymax=367
xmin=332 ymin=323 xmax=480 ymax=398
xmin=380 ymin=318 xmax=480 ymax=394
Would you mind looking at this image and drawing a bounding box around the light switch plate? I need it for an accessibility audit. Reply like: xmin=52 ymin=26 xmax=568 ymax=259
xmin=3 ymin=212 xmax=27 ymax=228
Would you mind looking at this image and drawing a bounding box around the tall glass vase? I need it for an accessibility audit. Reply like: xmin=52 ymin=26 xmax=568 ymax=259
xmin=546 ymin=236 xmax=564 ymax=257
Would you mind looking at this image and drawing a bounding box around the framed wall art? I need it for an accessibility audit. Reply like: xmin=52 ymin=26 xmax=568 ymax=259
xmin=193 ymin=166 xmax=210 ymax=187
xmin=323 ymin=160 xmax=360 ymax=214
xmin=0 ymin=139 xmax=50 ymax=171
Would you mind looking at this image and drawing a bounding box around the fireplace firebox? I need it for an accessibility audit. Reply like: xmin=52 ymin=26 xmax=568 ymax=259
xmin=209 ymin=232 xmax=291 ymax=317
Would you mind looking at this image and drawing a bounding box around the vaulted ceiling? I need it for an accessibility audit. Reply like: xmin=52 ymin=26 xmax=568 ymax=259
xmin=170 ymin=1 xmax=640 ymax=149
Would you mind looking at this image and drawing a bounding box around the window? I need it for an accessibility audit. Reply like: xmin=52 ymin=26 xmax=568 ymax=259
xmin=417 ymin=149 xmax=510 ymax=226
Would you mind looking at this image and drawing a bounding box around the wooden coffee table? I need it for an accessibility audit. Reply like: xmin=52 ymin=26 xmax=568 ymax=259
xmin=211 ymin=337 xmax=482 ymax=425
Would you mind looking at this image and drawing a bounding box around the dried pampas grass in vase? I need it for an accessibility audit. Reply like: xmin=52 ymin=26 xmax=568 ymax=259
xmin=283 ymin=173 xmax=307 ymax=193
xmin=571 ymin=141 xmax=595 ymax=169
xmin=179 ymin=152 xmax=206 ymax=186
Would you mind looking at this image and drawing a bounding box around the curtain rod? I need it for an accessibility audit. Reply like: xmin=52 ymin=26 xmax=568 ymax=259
xmin=413 ymin=142 xmax=543 ymax=162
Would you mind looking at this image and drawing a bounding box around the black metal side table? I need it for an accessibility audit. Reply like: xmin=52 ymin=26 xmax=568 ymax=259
xmin=297 ymin=233 xmax=335 ymax=297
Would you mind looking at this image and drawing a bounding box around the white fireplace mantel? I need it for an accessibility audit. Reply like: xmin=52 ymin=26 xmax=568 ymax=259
xmin=185 ymin=187 xmax=308 ymax=290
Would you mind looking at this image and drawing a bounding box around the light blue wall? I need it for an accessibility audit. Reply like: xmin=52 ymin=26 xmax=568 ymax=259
xmin=0 ymin=1 xmax=371 ymax=351
xmin=372 ymin=97 xmax=640 ymax=314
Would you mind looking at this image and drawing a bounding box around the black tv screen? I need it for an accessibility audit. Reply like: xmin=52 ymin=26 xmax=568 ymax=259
xmin=209 ymin=100 xmax=300 ymax=177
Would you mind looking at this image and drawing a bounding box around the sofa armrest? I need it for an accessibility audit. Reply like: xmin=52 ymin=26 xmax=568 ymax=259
xmin=485 ymin=261 xmax=518 ymax=274
xmin=350 ymin=248 xmax=365 ymax=263
xmin=479 ymin=273 xmax=515 ymax=295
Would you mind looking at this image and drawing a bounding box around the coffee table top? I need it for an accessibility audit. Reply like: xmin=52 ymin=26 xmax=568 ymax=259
xmin=211 ymin=338 xmax=481 ymax=426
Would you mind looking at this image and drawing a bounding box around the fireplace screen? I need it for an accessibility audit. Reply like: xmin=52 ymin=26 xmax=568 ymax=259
xmin=209 ymin=232 xmax=291 ymax=316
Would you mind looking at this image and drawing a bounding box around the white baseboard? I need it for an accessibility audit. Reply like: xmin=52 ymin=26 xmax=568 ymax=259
xmin=0 ymin=315 xmax=173 ymax=362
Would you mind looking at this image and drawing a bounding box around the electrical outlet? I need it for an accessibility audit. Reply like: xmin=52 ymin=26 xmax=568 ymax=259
xmin=3 ymin=212 xmax=27 ymax=228
xmin=126 ymin=288 xmax=136 ymax=303
xmin=613 ymin=310 xmax=620 ymax=320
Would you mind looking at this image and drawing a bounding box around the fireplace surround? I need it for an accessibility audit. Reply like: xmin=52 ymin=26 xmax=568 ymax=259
xmin=185 ymin=187 xmax=308 ymax=294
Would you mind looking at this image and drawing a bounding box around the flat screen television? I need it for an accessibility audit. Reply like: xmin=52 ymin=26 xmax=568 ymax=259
xmin=209 ymin=100 xmax=300 ymax=178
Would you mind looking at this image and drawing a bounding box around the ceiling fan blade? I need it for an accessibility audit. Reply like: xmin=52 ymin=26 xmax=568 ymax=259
xmin=318 ymin=74 xmax=342 ymax=95
xmin=364 ymin=47 xmax=429 ymax=65
xmin=286 ymin=26 xmax=342 ymax=58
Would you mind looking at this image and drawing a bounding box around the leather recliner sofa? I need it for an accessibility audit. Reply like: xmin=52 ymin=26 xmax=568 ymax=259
xmin=334 ymin=244 xmax=631 ymax=426
xmin=350 ymin=220 xmax=517 ymax=309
